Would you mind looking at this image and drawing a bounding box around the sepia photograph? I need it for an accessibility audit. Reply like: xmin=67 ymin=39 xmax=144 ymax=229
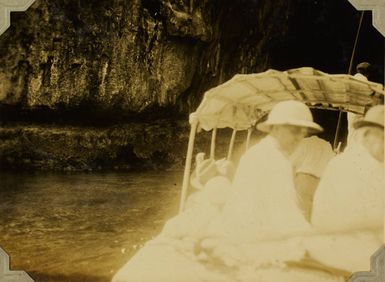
xmin=0 ymin=0 xmax=384 ymax=281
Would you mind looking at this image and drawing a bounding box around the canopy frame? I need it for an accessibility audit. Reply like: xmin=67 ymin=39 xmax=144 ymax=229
xmin=178 ymin=67 xmax=384 ymax=213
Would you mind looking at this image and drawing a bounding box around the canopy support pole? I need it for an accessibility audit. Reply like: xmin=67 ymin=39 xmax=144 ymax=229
xmin=227 ymin=129 xmax=237 ymax=161
xmin=210 ymin=128 xmax=217 ymax=159
xmin=245 ymin=127 xmax=252 ymax=152
xmin=179 ymin=115 xmax=198 ymax=213
xmin=333 ymin=108 xmax=343 ymax=150
xmin=333 ymin=11 xmax=364 ymax=151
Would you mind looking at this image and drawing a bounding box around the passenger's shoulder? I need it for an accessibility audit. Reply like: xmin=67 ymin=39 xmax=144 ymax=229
xmin=321 ymin=152 xmax=351 ymax=176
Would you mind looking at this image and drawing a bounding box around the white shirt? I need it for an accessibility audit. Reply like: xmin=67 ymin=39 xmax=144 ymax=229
xmin=312 ymin=143 xmax=385 ymax=232
xmin=346 ymin=73 xmax=368 ymax=147
xmin=207 ymin=136 xmax=311 ymax=243
xmin=290 ymin=136 xmax=335 ymax=178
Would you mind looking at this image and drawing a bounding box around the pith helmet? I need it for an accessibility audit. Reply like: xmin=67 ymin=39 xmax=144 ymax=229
xmin=356 ymin=62 xmax=371 ymax=72
xmin=256 ymin=100 xmax=323 ymax=134
xmin=353 ymin=105 xmax=384 ymax=129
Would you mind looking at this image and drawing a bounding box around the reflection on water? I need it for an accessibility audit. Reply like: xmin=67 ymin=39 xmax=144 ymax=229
xmin=0 ymin=171 xmax=182 ymax=281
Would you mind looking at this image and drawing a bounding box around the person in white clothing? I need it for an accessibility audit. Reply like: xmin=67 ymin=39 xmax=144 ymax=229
xmin=312 ymin=104 xmax=384 ymax=233
xmin=346 ymin=62 xmax=372 ymax=147
xmin=203 ymin=100 xmax=324 ymax=248
xmin=290 ymin=136 xmax=335 ymax=220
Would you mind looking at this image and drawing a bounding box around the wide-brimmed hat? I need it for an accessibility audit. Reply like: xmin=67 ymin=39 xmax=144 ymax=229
xmin=353 ymin=105 xmax=384 ymax=129
xmin=256 ymin=100 xmax=323 ymax=134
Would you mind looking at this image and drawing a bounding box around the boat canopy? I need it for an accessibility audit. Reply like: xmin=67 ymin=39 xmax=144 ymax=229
xmin=193 ymin=67 xmax=384 ymax=131
xmin=179 ymin=67 xmax=384 ymax=212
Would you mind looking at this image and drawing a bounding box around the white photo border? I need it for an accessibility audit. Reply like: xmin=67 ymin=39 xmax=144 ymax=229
xmin=0 ymin=0 xmax=36 ymax=36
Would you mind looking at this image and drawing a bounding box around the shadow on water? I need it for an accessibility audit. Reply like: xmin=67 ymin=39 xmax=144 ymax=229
xmin=0 ymin=170 xmax=183 ymax=282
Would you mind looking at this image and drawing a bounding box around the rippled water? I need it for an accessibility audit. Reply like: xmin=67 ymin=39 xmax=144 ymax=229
xmin=0 ymin=170 xmax=183 ymax=281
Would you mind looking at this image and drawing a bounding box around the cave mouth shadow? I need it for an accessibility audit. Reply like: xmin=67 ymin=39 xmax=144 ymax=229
xmin=311 ymin=108 xmax=348 ymax=149
xmin=0 ymin=102 xmax=184 ymax=127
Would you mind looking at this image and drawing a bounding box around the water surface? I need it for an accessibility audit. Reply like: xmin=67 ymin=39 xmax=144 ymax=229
xmin=0 ymin=171 xmax=182 ymax=281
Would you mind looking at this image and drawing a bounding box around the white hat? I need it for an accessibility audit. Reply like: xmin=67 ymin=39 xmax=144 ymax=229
xmin=256 ymin=100 xmax=323 ymax=134
xmin=353 ymin=105 xmax=384 ymax=129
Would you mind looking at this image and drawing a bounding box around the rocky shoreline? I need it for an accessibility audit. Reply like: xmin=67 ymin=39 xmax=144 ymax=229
xmin=0 ymin=118 xmax=252 ymax=171
xmin=0 ymin=120 xmax=190 ymax=171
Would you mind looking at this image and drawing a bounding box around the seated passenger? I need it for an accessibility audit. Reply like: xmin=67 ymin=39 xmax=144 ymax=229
xmin=289 ymin=136 xmax=335 ymax=220
xmin=190 ymin=152 xmax=235 ymax=191
xmin=346 ymin=62 xmax=371 ymax=147
xmin=303 ymin=105 xmax=384 ymax=274
xmin=161 ymin=153 xmax=234 ymax=241
xmin=204 ymin=100 xmax=323 ymax=244
xmin=312 ymin=105 xmax=384 ymax=232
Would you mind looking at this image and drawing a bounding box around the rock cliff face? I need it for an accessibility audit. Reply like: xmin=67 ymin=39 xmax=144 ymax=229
xmin=1 ymin=0 xmax=208 ymax=113
xmin=0 ymin=0 xmax=383 ymax=170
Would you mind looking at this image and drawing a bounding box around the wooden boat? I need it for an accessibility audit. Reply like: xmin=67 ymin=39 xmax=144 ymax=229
xmin=112 ymin=67 xmax=384 ymax=282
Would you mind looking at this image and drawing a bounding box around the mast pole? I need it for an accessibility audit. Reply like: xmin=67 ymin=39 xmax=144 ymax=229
xmin=333 ymin=11 xmax=365 ymax=150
